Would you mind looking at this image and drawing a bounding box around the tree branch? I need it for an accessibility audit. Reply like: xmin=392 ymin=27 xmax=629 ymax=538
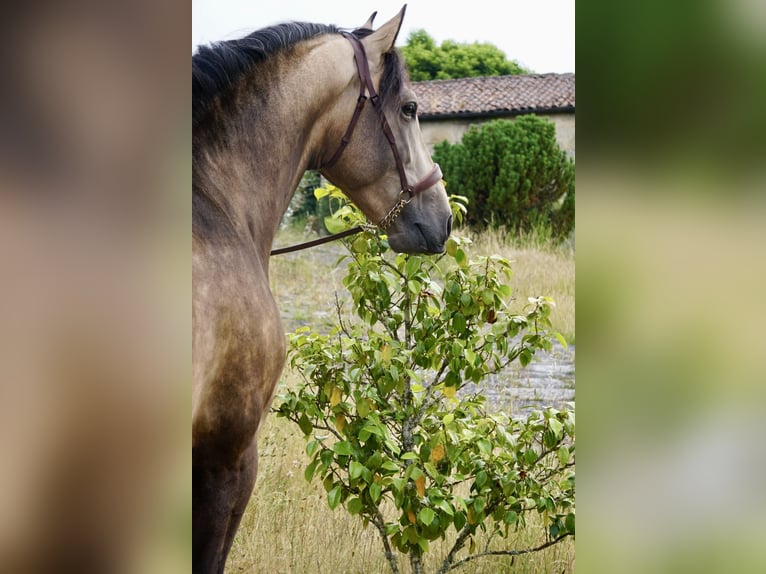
xmin=443 ymin=533 xmax=573 ymax=573
xmin=370 ymin=507 xmax=400 ymax=574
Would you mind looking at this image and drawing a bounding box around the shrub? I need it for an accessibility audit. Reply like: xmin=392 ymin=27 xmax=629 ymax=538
xmin=433 ymin=116 xmax=575 ymax=240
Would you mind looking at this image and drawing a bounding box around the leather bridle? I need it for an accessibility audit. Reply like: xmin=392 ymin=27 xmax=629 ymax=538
xmin=270 ymin=32 xmax=442 ymax=256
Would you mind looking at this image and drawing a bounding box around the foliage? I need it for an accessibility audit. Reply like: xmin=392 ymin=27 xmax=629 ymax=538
xmin=401 ymin=29 xmax=531 ymax=81
xmin=284 ymin=170 xmax=333 ymax=230
xmin=276 ymin=192 xmax=575 ymax=574
xmin=433 ymin=116 xmax=575 ymax=240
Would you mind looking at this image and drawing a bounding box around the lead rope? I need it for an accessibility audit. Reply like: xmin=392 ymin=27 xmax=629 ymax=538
xmin=269 ymin=222 xmax=376 ymax=256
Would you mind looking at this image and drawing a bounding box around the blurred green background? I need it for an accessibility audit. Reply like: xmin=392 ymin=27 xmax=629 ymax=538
xmin=576 ymin=1 xmax=766 ymax=573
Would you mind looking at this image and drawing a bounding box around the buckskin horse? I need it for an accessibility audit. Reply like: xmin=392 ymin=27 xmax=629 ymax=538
xmin=192 ymin=7 xmax=451 ymax=572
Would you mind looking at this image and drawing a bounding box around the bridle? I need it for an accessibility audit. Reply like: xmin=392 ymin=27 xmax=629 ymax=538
xmin=322 ymin=32 xmax=443 ymax=226
xmin=271 ymin=32 xmax=442 ymax=256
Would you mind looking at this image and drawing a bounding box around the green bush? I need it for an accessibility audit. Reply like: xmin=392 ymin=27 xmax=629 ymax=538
xmin=433 ymin=116 xmax=575 ymax=240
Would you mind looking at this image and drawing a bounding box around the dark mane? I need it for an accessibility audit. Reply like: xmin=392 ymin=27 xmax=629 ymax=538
xmin=192 ymin=22 xmax=408 ymax=127
xmin=193 ymin=22 xmax=339 ymax=125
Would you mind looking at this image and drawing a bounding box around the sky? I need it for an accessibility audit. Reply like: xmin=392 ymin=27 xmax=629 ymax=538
xmin=192 ymin=0 xmax=574 ymax=74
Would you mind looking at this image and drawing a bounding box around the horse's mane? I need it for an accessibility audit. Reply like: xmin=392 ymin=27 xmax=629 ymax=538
xmin=192 ymin=22 xmax=407 ymax=127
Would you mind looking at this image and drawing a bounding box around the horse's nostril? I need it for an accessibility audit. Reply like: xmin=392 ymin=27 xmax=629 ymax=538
xmin=446 ymin=214 xmax=453 ymax=236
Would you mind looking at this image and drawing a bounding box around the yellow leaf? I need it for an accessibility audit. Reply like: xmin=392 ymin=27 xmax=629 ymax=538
xmin=330 ymin=387 xmax=342 ymax=407
xmin=442 ymin=385 xmax=456 ymax=399
xmin=380 ymin=344 xmax=392 ymax=365
xmin=415 ymin=475 xmax=426 ymax=497
xmin=407 ymin=509 xmax=416 ymax=524
xmin=335 ymin=413 xmax=346 ymax=432
xmin=429 ymin=444 xmax=445 ymax=464
xmin=467 ymin=507 xmax=476 ymax=525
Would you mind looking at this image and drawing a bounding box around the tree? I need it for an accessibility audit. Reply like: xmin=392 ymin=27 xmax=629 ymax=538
xmin=433 ymin=116 xmax=575 ymax=240
xmin=276 ymin=191 xmax=575 ymax=573
xmin=401 ymin=29 xmax=531 ymax=81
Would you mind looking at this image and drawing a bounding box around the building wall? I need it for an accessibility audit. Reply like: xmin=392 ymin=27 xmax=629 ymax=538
xmin=420 ymin=112 xmax=575 ymax=158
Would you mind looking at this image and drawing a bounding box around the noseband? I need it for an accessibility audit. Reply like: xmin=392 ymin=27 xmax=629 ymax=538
xmin=270 ymin=32 xmax=442 ymax=256
xmin=323 ymin=32 xmax=443 ymax=230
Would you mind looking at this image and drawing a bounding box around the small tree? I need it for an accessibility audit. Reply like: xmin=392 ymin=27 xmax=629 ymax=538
xmin=433 ymin=116 xmax=575 ymax=240
xmin=276 ymin=191 xmax=575 ymax=573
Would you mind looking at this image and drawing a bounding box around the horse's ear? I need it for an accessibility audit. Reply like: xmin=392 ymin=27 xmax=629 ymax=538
xmin=361 ymin=5 xmax=406 ymax=62
xmin=359 ymin=11 xmax=377 ymax=30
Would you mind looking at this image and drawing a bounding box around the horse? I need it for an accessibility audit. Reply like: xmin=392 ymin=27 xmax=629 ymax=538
xmin=192 ymin=7 xmax=452 ymax=572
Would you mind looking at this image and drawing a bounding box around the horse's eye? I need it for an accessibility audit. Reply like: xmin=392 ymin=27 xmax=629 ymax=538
xmin=402 ymin=102 xmax=418 ymax=119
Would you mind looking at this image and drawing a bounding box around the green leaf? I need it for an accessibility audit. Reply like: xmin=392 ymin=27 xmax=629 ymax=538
xmin=405 ymin=256 xmax=421 ymax=277
xmin=369 ymin=481 xmax=382 ymax=503
xmin=381 ymin=461 xmax=399 ymax=473
xmin=304 ymin=459 xmax=319 ymax=482
xmin=557 ymin=445 xmax=570 ymax=466
xmin=418 ymin=507 xmax=436 ymax=526
xmin=349 ymin=461 xmax=365 ymax=480
xmin=552 ymin=331 xmax=568 ymax=349
xmin=549 ymin=418 xmax=564 ymax=439
xmin=436 ymin=498 xmax=454 ymax=516
xmin=452 ymin=313 xmax=467 ymax=333
xmin=324 ymin=215 xmax=350 ymax=234
xmin=476 ymin=438 xmax=492 ymax=455
xmin=351 ymin=236 xmax=368 ymax=254
xmin=320 ymin=449 xmax=334 ymax=468
xmin=297 ymin=414 xmax=313 ymax=436
xmin=347 ymin=497 xmax=364 ymax=515
xmin=565 ymin=512 xmax=576 ymax=534
xmin=306 ymin=439 xmax=319 ymax=458
xmin=417 ymin=537 xmax=429 ymax=553
xmin=333 ymin=441 xmax=354 ymax=456
xmin=454 ymin=511 xmax=466 ymax=531
xmin=504 ymin=510 xmax=518 ymax=524
xmin=356 ymin=398 xmax=370 ymax=418
xmin=327 ymin=485 xmax=342 ymax=510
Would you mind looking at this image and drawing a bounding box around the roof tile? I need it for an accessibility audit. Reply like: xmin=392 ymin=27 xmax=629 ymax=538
xmin=413 ymin=73 xmax=575 ymax=118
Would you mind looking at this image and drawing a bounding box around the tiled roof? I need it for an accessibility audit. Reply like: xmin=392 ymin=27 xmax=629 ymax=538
xmin=413 ymin=73 xmax=575 ymax=119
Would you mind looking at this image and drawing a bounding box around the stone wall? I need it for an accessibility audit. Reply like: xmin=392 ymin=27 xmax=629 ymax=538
xmin=420 ymin=112 xmax=575 ymax=158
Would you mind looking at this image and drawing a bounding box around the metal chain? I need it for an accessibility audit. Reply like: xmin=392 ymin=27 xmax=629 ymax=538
xmin=377 ymin=193 xmax=412 ymax=230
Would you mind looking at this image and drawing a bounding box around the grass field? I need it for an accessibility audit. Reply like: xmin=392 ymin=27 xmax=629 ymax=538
xmin=226 ymin=224 xmax=575 ymax=573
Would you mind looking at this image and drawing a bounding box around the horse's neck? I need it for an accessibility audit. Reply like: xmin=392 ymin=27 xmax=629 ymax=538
xmin=194 ymin=43 xmax=343 ymax=261
xmin=193 ymin=130 xmax=307 ymax=261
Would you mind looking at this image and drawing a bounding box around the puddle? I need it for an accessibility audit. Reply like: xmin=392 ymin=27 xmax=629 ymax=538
xmin=459 ymin=341 xmax=575 ymax=416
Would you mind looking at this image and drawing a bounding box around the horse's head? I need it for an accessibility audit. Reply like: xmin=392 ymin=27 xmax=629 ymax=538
xmin=319 ymin=7 xmax=452 ymax=254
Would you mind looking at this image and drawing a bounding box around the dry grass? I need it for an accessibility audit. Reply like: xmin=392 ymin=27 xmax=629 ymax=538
xmin=224 ymin=224 xmax=575 ymax=573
